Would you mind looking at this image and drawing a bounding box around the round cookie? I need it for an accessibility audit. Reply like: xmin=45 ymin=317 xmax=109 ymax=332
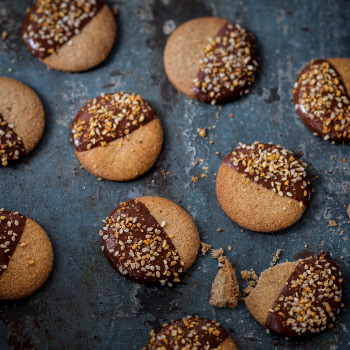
xmin=22 ymin=0 xmax=116 ymax=72
xmin=145 ymin=315 xmax=237 ymax=350
xmin=71 ymin=92 xmax=163 ymax=181
xmin=0 ymin=77 xmax=45 ymax=166
xmin=100 ymin=196 xmax=200 ymax=285
xmin=0 ymin=209 xmax=54 ymax=300
xmin=245 ymin=252 xmax=343 ymax=338
xmin=216 ymin=142 xmax=312 ymax=233
xmin=164 ymin=17 xmax=258 ymax=104
xmin=293 ymin=58 xmax=350 ymax=143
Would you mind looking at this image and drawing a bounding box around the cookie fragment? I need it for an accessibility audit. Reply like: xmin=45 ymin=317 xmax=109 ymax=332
xmin=293 ymin=58 xmax=350 ymax=143
xmin=145 ymin=315 xmax=237 ymax=350
xmin=210 ymin=259 xmax=240 ymax=308
xmin=71 ymin=92 xmax=163 ymax=181
xmin=216 ymin=142 xmax=312 ymax=232
xmin=100 ymin=197 xmax=200 ymax=285
xmin=245 ymin=252 xmax=343 ymax=338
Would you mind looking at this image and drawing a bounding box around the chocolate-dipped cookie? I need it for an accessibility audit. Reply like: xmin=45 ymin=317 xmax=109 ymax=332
xmin=245 ymin=252 xmax=343 ymax=338
xmin=216 ymin=142 xmax=312 ymax=233
xmin=164 ymin=17 xmax=258 ymax=105
xmin=22 ymin=0 xmax=116 ymax=72
xmin=145 ymin=315 xmax=237 ymax=350
xmin=0 ymin=77 xmax=45 ymax=166
xmin=100 ymin=196 xmax=200 ymax=285
xmin=293 ymin=58 xmax=350 ymax=143
xmin=71 ymin=92 xmax=163 ymax=181
xmin=0 ymin=209 xmax=54 ymax=300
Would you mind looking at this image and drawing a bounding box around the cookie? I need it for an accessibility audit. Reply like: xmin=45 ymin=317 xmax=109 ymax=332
xmin=145 ymin=315 xmax=237 ymax=350
xmin=71 ymin=92 xmax=163 ymax=181
xmin=210 ymin=258 xmax=240 ymax=308
xmin=216 ymin=142 xmax=312 ymax=232
xmin=245 ymin=252 xmax=343 ymax=338
xmin=100 ymin=196 xmax=200 ymax=285
xmin=0 ymin=209 xmax=54 ymax=300
xmin=293 ymin=58 xmax=350 ymax=143
xmin=164 ymin=17 xmax=258 ymax=104
xmin=0 ymin=77 xmax=45 ymax=166
xmin=22 ymin=0 xmax=116 ymax=72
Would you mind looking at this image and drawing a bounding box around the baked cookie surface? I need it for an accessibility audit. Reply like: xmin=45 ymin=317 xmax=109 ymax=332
xmin=245 ymin=252 xmax=343 ymax=338
xmin=164 ymin=17 xmax=258 ymax=104
xmin=216 ymin=141 xmax=312 ymax=232
xmin=293 ymin=58 xmax=350 ymax=143
xmin=22 ymin=0 xmax=116 ymax=72
xmin=0 ymin=210 xmax=54 ymax=300
xmin=71 ymin=92 xmax=163 ymax=181
xmin=100 ymin=196 xmax=200 ymax=285
xmin=145 ymin=315 xmax=237 ymax=350
xmin=0 ymin=77 xmax=45 ymax=166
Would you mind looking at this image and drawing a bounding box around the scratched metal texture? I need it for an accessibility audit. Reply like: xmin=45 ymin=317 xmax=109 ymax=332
xmin=0 ymin=0 xmax=349 ymax=349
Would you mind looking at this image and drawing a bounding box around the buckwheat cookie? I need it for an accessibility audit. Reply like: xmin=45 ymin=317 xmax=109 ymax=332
xmin=164 ymin=17 xmax=258 ymax=104
xmin=0 ymin=209 xmax=54 ymax=300
xmin=144 ymin=315 xmax=238 ymax=350
xmin=293 ymin=58 xmax=350 ymax=143
xmin=100 ymin=196 xmax=200 ymax=285
xmin=245 ymin=252 xmax=343 ymax=338
xmin=22 ymin=0 xmax=116 ymax=72
xmin=71 ymin=92 xmax=163 ymax=181
xmin=0 ymin=77 xmax=45 ymax=166
xmin=216 ymin=142 xmax=312 ymax=232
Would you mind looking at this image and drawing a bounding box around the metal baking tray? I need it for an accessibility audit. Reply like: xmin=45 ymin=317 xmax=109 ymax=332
xmin=0 ymin=0 xmax=349 ymax=349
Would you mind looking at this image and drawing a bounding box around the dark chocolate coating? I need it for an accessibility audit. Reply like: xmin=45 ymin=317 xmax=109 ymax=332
xmin=0 ymin=210 xmax=27 ymax=276
xmin=293 ymin=59 xmax=350 ymax=143
xmin=266 ymin=252 xmax=343 ymax=338
xmin=71 ymin=92 xmax=157 ymax=152
xmin=146 ymin=316 xmax=229 ymax=349
xmin=194 ymin=22 xmax=258 ymax=104
xmin=224 ymin=142 xmax=312 ymax=206
xmin=101 ymin=199 xmax=183 ymax=284
xmin=0 ymin=113 xmax=26 ymax=166
xmin=22 ymin=0 xmax=104 ymax=59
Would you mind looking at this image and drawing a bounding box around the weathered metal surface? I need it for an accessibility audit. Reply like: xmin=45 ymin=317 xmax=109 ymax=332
xmin=0 ymin=0 xmax=349 ymax=349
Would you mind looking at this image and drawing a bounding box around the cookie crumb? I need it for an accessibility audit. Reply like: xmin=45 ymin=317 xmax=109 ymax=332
xmin=113 ymin=7 xmax=118 ymax=16
xmin=329 ymin=220 xmax=337 ymax=227
xmin=2 ymin=32 xmax=8 ymax=40
xmin=343 ymin=158 xmax=347 ymax=163
xmin=161 ymin=169 xmax=169 ymax=177
xmin=28 ymin=259 xmax=35 ymax=265
xmin=197 ymin=128 xmax=207 ymax=137
xmin=215 ymin=151 xmax=220 ymax=155
xmin=191 ymin=176 xmax=198 ymax=183
xmin=270 ymin=249 xmax=282 ymax=266
xmin=20 ymin=242 xmax=28 ymax=247
xmin=210 ymin=259 xmax=240 ymax=308
xmin=200 ymin=242 xmax=212 ymax=255
xmin=228 ymin=245 xmax=232 ymax=251
xmin=212 ymin=248 xmax=224 ymax=259
xmin=229 ymin=113 xmax=234 ymax=118
xmin=347 ymin=204 xmax=350 ymax=219
xmin=201 ymin=173 xmax=207 ymax=178
xmin=217 ymin=227 xmax=222 ymax=232
xmin=97 ymin=177 xmax=103 ymax=181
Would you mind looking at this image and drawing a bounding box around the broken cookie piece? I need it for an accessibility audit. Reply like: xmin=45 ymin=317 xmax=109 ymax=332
xmin=210 ymin=259 xmax=240 ymax=308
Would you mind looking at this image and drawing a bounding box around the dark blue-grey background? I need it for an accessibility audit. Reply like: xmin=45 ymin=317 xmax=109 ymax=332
xmin=0 ymin=0 xmax=349 ymax=349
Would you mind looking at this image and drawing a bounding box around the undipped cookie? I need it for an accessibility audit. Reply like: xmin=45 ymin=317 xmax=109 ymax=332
xmin=293 ymin=58 xmax=350 ymax=143
xmin=245 ymin=252 xmax=343 ymax=338
xmin=0 ymin=209 xmax=54 ymax=300
xmin=164 ymin=17 xmax=258 ymax=104
xmin=100 ymin=196 xmax=200 ymax=285
xmin=71 ymin=92 xmax=163 ymax=181
xmin=22 ymin=0 xmax=116 ymax=72
xmin=145 ymin=315 xmax=237 ymax=350
xmin=0 ymin=77 xmax=45 ymax=166
xmin=216 ymin=142 xmax=312 ymax=232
